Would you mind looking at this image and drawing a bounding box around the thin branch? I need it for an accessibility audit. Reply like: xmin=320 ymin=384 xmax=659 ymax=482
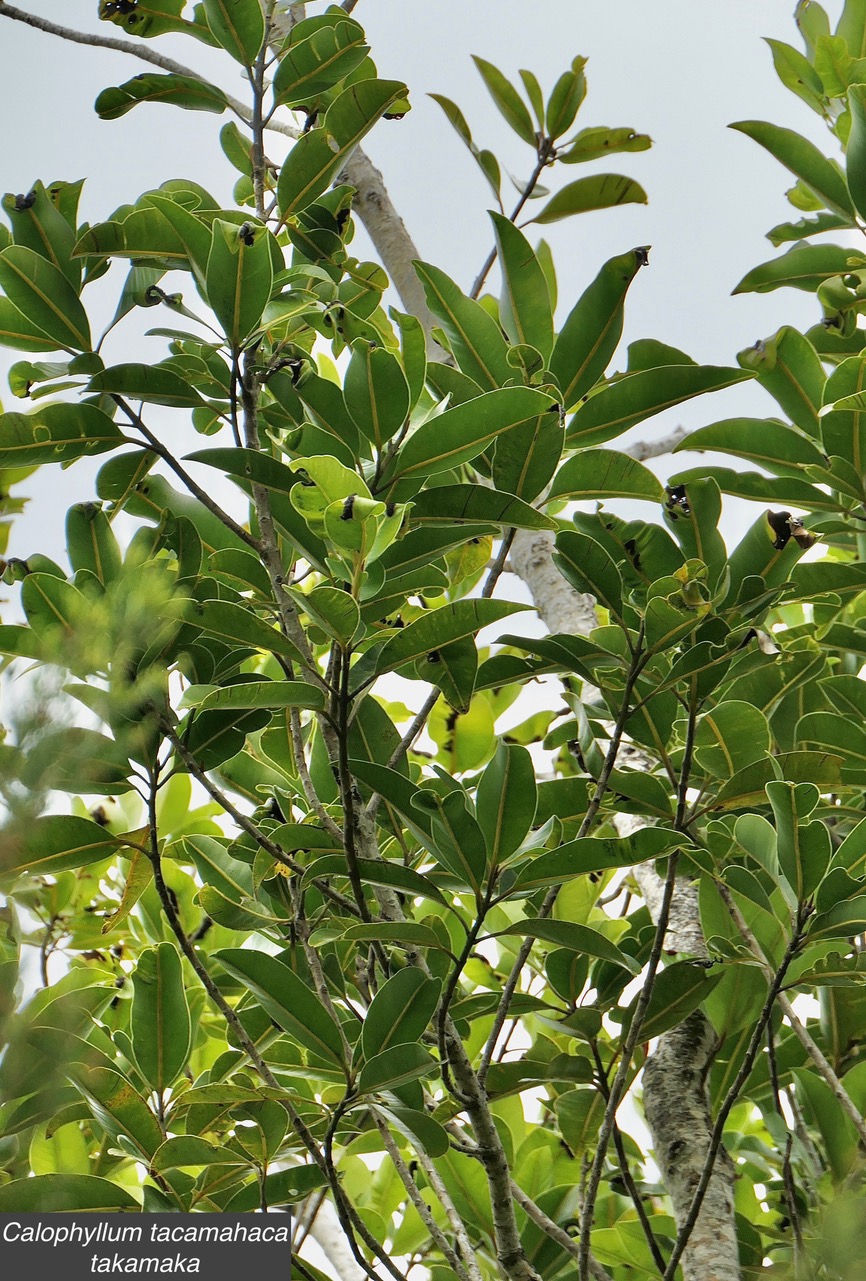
xmin=479 ymin=628 xmax=648 ymax=1087
xmin=113 ymin=396 xmax=260 ymax=552
xmin=366 ymin=686 xmax=440 ymax=820
xmin=163 ymin=719 xmax=359 ymax=916
xmin=481 ymin=528 xmax=517 ymax=599
xmin=623 ymin=426 xmax=689 ymax=463
xmin=470 ymin=148 xmax=553 ymax=299
xmin=369 ymin=1109 xmax=477 ymax=1281
xmin=767 ymin=1022 xmax=803 ymax=1260
xmin=508 ymin=1180 xmax=613 ymax=1281
xmin=662 ymin=913 xmax=806 ymax=1281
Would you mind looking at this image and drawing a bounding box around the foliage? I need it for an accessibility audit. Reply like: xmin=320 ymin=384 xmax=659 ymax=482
xmin=1 ymin=2 xmax=866 ymax=1280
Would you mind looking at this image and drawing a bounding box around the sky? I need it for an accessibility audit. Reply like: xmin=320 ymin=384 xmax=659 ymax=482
xmin=0 ymin=0 xmax=847 ymax=564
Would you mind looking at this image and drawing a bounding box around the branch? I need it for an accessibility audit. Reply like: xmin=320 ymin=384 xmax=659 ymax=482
xmin=720 ymin=882 xmax=866 ymax=1148
xmin=623 ymin=425 xmax=689 ymax=463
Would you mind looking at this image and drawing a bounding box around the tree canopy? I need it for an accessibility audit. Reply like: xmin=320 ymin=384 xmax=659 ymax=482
xmin=1 ymin=3 xmax=866 ymax=1280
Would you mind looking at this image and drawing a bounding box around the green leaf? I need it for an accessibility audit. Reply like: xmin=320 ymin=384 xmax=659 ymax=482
xmin=0 ymin=297 xmax=70 ymax=352
xmin=387 ymin=387 xmax=555 ymax=481
xmin=492 ymin=409 xmax=564 ymax=503
xmin=223 ymin=1165 xmax=329 ymax=1211
xmin=567 ymin=365 xmax=754 ymax=447
xmin=278 ymin=80 xmax=408 ymax=218
xmin=0 ymin=246 xmax=91 ymax=351
xmin=0 ymin=1174 xmax=139 ymax=1212
xmin=550 ymin=247 xmax=648 ymax=409
xmin=216 ymin=948 xmax=347 ymax=1069
xmin=669 ymin=465 xmax=835 ymax=512
xmin=0 ymin=816 xmax=119 ymax=879
xmin=559 ymin=126 xmax=652 ymax=163
xmin=362 ymin=969 xmax=441 ymax=1059
xmin=181 ymin=680 xmax=325 ymax=713
xmin=89 ymin=362 xmax=207 ymax=408
xmin=202 ymin=0 xmax=265 ymax=65
xmin=490 ymin=213 xmax=554 ymax=360
xmin=66 ymin=502 xmax=122 ymax=586
xmin=545 ymin=59 xmax=587 ymax=139
xmin=621 ymin=961 xmax=723 ymax=1042
xmin=95 ymin=74 xmax=229 ymax=120
xmin=532 ymin=175 xmax=648 ymax=224
xmin=372 ymin=599 xmax=529 ymax=677
xmin=291 ymin=585 xmax=360 ymax=645
xmin=476 ymin=743 xmax=537 ymax=868
xmin=674 ymin=417 xmax=826 ymax=474
xmin=152 ymin=1136 xmax=246 ymax=1170
xmin=302 ymin=853 xmax=449 ymax=909
xmin=205 ymin=218 xmax=274 ymax=345
xmin=553 ymin=530 xmax=624 ymax=620
xmin=730 ymin=119 xmax=856 ymax=219
xmin=737 ymin=327 xmax=825 ymax=437
xmin=131 ymin=944 xmax=191 ymax=1093
xmin=765 ymin=39 xmax=826 ymax=112
xmin=733 ymin=242 xmax=860 ymax=294
xmin=358 ymin=1043 xmax=438 ymax=1095
xmin=548 ymin=449 xmax=663 ymax=502
xmin=75 ymin=1066 xmax=164 ymax=1160
xmin=273 ymin=17 xmax=369 ymax=107
xmin=2 ymin=180 xmax=79 ymax=287
xmin=415 ymin=788 xmax=490 ymax=895
xmin=414 ymin=261 xmax=512 ymax=389
xmin=0 ymin=403 xmax=123 ymax=466
xmin=514 ymin=828 xmax=685 ymax=892
xmin=471 ymin=56 xmax=536 ymax=145
xmin=702 ymin=751 xmax=843 ymax=814
xmin=340 ymin=922 xmax=447 ymax=952
xmin=694 ymin=702 xmax=772 ymax=778
xmin=187 ymin=599 xmax=303 ymax=663
xmin=343 ymin=340 xmax=410 ymax=448
xmin=496 ymin=919 xmax=640 ymax=973
xmin=849 ymin=84 xmax=866 ymax=225
xmin=408 ymin=484 xmax=554 ymax=530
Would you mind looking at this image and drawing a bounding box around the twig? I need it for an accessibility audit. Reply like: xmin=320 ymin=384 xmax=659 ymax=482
xmin=662 ymin=913 xmax=807 ymax=1280
xmin=470 ymin=148 xmax=553 ymax=299
xmin=479 ymin=627 xmax=648 ymax=1088
xmin=366 ymin=686 xmax=440 ymax=820
xmin=481 ymin=528 xmax=516 ymax=599
xmin=719 ymin=883 xmax=866 ymax=1148
xmin=113 ymin=396 xmax=260 ymax=551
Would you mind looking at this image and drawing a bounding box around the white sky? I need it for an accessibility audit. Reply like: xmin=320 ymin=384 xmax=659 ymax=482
xmin=0 ymin=0 xmax=846 ymax=562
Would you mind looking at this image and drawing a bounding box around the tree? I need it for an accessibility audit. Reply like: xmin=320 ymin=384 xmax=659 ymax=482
xmin=1 ymin=2 xmax=866 ymax=1279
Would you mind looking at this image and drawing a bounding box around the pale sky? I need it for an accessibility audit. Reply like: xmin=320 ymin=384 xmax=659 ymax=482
xmin=0 ymin=1 xmax=842 ymax=555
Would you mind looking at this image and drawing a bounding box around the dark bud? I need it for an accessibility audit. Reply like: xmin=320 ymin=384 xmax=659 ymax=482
xmin=341 ymin=495 xmax=356 ymax=521
xmin=665 ymin=484 xmax=690 ymax=516
xmin=385 ymin=501 xmax=396 ymax=517
xmin=302 ymin=111 xmax=318 ymax=134
xmin=634 ymin=246 xmax=650 ymax=267
xmin=427 ymin=649 xmax=441 ymax=663
xmin=267 ymin=796 xmax=286 ymax=823
xmin=14 ymin=191 xmax=36 ymax=212
xmin=336 ymin=209 xmax=351 ymax=231
xmin=384 ymin=111 xmax=407 ymax=120
xmin=766 ymin=509 xmax=816 ymax=551
xmin=238 ymin=222 xmax=255 ymax=247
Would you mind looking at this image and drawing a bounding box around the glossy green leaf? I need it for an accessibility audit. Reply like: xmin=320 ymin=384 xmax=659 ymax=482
xmin=373 ymin=599 xmax=529 ymax=677
xmin=409 ymin=484 xmax=554 ymax=530
xmin=202 ymin=0 xmax=265 ymax=64
xmin=496 ymin=919 xmax=640 ymax=973
xmin=532 ymin=174 xmax=648 ymax=224
xmin=674 ymin=416 xmax=825 ymax=474
xmin=278 ymin=80 xmax=408 ymax=218
xmin=765 ymin=38 xmax=826 ymax=112
xmin=0 ymin=816 xmax=120 ymax=879
xmin=733 ymin=242 xmax=860 ymax=294
xmin=358 ymin=1043 xmax=438 ymax=1095
xmin=476 ymin=743 xmax=537 ymax=868
xmin=89 ymin=362 xmax=207 ymax=408
xmin=695 ymin=702 xmax=772 ymax=779
xmin=206 ymin=218 xmax=274 ymax=345
xmin=549 ymin=448 xmax=663 ymax=502
xmin=95 ymin=74 xmax=229 ymax=120
xmin=388 ymin=387 xmax=554 ymax=481
xmin=187 ymin=599 xmax=302 ymax=663
xmin=414 ymin=261 xmax=512 ymax=389
xmin=737 ymin=327 xmax=825 ymax=437
xmin=131 ymin=944 xmax=191 ymax=1093
xmin=730 ymin=119 xmax=856 ymax=219
xmin=701 ymin=751 xmax=843 ymax=814
xmin=344 ymin=340 xmax=410 ymax=448
xmin=0 ymin=246 xmax=90 ymax=351
xmin=75 ymin=1066 xmax=164 ymax=1160
xmin=553 ymin=529 xmax=624 ymax=620
xmin=0 ymin=403 xmax=123 ymax=466
xmin=362 ymin=969 xmax=441 ymax=1059
xmin=182 ymin=680 xmax=325 ymax=713
xmin=514 ymin=828 xmax=685 ymax=891
xmin=550 ymin=247 xmax=648 ymax=410
xmin=559 ymin=126 xmax=652 ymax=163
xmin=471 ymin=56 xmax=536 ymax=144
xmin=0 ymin=1175 xmax=139 ymax=1212
xmin=216 ymin=948 xmax=347 ymax=1069
xmin=490 ymin=213 xmax=553 ymax=360
xmin=0 ymin=297 xmax=68 ymax=352
xmin=273 ymin=17 xmax=369 ymax=107
xmin=567 ymin=364 xmax=754 ymax=447
xmin=545 ymin=59 xmax=587 ymax=139
xmin=2 ymin=180 xmax=79 ymax=287
xmin=492 ymin=410 xmax=564 ymax=502
xmin=621 ymin=961 xmax=723 ymax=1042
